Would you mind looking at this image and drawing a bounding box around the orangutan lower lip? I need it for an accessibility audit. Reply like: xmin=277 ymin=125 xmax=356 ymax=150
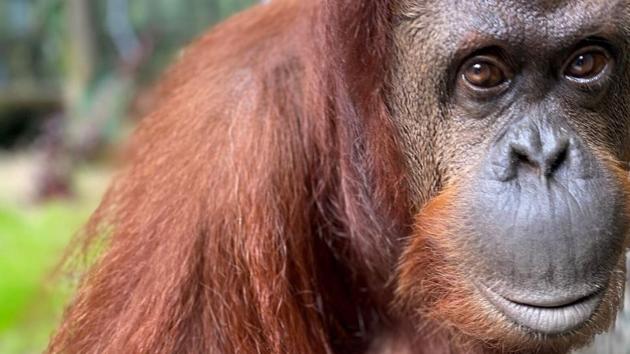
xmin=476 ymin=284 xmax=603 ymax=334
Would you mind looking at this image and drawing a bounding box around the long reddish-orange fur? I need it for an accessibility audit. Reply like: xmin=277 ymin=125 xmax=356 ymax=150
xmin=48 ymin=1 xmax=411 ymax=353
xmin=48 ymin=1 xmax=630 ymax=353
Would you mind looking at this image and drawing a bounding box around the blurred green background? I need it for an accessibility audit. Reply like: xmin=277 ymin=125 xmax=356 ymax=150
xmin=0 ymin=1 xmax=253 ymax=352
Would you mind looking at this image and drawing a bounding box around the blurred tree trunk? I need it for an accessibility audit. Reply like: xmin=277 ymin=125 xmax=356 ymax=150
xmin=65 ymin=0 xmax=96 ymax=105
xmin=36 ymin=0 xmax=97 ymax=201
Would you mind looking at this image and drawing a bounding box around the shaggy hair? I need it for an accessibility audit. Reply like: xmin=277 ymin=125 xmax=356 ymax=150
xmin=48 ymin=1 xmax=630 ymax=353
xmin=49 ymin=1 xmax=409 ymax=353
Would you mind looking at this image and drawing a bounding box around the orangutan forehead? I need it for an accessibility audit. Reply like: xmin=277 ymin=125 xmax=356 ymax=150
xmin=415 ymin=0 xmax=629 ymax=14
xmin=399 ymin=0 xmax=629 ymax=47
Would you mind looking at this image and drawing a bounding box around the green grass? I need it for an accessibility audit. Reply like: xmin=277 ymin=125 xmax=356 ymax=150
xmin=0 ymin=201 xmax=94 ymax=354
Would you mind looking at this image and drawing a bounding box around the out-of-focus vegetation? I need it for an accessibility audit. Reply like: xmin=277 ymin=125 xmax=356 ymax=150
xmin=1 ymin=0 xmax=253 ymax=164
xmin=0 ymin=1 xmax=254 ymax=352
xmin=0 ymin=201 xmax=87 ymax=353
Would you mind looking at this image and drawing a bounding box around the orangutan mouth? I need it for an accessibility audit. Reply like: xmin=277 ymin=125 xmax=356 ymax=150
xmin=476 ymin=283 xmax=604 ymax=335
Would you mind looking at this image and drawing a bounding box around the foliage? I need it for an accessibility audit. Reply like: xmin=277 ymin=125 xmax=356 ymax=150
xmin=0 ymin=0 xmax=256 ymax=87
xmin=0 ymin=201 xmax=93 ymax=353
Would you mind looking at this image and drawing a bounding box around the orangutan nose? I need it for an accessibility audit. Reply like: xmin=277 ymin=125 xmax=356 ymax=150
xmin=488 ymin=119 xmax=574 ymax=182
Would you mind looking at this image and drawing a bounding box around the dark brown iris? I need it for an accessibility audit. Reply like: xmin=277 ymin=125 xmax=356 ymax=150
xmin=565 ymin=51 xmax=608 ymax=79
xmin=463 ymin=61 xmax=506 ymax=88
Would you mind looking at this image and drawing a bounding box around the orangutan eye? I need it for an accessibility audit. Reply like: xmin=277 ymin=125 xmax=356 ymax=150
xmin=463 ymin=60 xmax=506 ymax=88
xmin=564 ymin=47 xmax=610 ymax=82
xmin=458 ymin=54 xmax=513 ymax=97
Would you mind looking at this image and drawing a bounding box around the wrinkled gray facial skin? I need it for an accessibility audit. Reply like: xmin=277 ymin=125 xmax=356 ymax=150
xmin=389 ymin=0 xmax=630 ymax=337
